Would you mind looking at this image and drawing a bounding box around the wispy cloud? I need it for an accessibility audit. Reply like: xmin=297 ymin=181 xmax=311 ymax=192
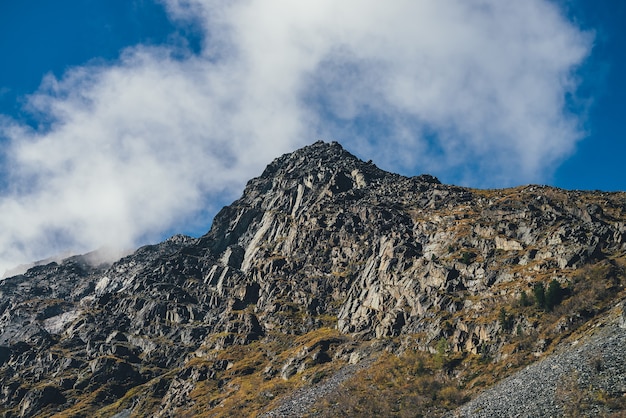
xmin=0 ymin=0 xmax=591 ymax=274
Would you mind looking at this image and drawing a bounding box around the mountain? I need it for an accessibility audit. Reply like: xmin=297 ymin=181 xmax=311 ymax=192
xmin=1 ymin=141 xmax=625 ymax=417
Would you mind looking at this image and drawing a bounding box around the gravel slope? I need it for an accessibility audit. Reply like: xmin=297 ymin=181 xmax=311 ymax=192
xmin=450 ymin=319 xmax=626 ymax=417
xmin=259 ymin=358 xmax=375 ymax=418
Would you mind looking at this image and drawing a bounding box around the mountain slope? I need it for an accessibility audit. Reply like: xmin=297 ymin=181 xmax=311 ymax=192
xmin=450 ymin=317 xmax=626 ymax=417
xmin=1 ymin=141 xmax=625 ymax=417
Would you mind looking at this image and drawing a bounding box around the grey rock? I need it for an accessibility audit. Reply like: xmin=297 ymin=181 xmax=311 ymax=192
xmin=1 ymin=141 xmax=625 ymax=416
xmin=18 ymin=386 xmax=65 ymax=418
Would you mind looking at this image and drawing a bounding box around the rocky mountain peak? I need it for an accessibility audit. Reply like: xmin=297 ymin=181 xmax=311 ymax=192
xmin=1 ymin=141 xmax=625 ymax=417
xmin=246 ymin=140 xmax=388 ymax=207
xmin=260 ymin=140 xmax=360 ymax=176
xmin=258 ymin=139 xmax=438 ymax=191
xmin=204 ymin=140 xmax=441 ymax=255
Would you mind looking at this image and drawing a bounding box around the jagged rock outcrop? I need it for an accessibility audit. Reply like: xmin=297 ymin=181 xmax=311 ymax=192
xmin=1 ymin=141 xmax=625 ymax=417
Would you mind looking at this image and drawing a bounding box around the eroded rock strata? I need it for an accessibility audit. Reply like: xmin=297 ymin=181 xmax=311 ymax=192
xmin=1 ymin=141 xmax=625 ymax=417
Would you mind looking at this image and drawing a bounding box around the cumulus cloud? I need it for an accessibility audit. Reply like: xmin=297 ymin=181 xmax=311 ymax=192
xmin=0 ymin=0 xmax=591 ymax=274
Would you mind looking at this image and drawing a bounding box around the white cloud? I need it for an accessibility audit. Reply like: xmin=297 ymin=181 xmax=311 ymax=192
xmin=0 ymin=0 xmax=591 ymax=274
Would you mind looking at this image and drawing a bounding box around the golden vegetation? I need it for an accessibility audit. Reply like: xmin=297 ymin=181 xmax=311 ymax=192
xmin=556 ymin=371 xmax=626 ymax=418
xmin=308 ymin=349 xmax=468 ymax=418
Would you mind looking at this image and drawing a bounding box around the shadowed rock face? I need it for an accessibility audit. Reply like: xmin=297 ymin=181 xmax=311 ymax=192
xmin=1 ymin=141 xmax=626 ymax=417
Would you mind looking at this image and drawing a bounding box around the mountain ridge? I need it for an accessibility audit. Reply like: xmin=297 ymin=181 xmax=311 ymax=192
xmin=1 ymin=140 xmax=625 ymax=417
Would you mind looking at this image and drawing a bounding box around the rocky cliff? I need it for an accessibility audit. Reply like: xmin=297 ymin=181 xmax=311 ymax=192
xmin=1 ymin=141 xmax=625 ymax=417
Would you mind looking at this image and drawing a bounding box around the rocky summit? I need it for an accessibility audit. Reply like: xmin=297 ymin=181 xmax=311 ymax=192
xmin=1 ymin=141 xmax=626 ymax=417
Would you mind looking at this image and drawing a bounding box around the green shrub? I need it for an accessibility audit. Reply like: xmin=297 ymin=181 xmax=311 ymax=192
xmin=460 ymin=252 xmax=475 ymax=265
xmin=545 ymin=279 xmax=564 ymax=311
xmin=499 ymin=307 xmax=514 ymax=332
xmin=533 ymin=283 xmax=546 ymax=310
xmin=519 ymin=290 xmax=531 ymax=307
xmin=435 ymin=338 xmax=449 ymax=367
xmin=532 ymin=280 xmax=564 ymax=311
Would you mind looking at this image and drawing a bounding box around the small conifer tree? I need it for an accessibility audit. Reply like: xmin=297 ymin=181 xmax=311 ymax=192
xmin=545 ymin=279 xmax=563 ymax=311
xmin=519 ymin=290 xmax=531 ymax=307
xmin=499 ymin=307 xmax=514 ymax=331
xmin=533 ymin=282 xmax=546 ymax=310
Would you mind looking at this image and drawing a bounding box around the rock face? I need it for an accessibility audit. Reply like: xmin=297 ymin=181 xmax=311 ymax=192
xmin=1 ymin=141 xmax=626 ymax=417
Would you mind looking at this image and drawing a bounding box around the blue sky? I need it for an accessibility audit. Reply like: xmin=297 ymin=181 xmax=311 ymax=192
xmin=552 ymin=1 xmax=626 ymax=191
xmin=0 ymin=0 xmax=624 ymax=273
